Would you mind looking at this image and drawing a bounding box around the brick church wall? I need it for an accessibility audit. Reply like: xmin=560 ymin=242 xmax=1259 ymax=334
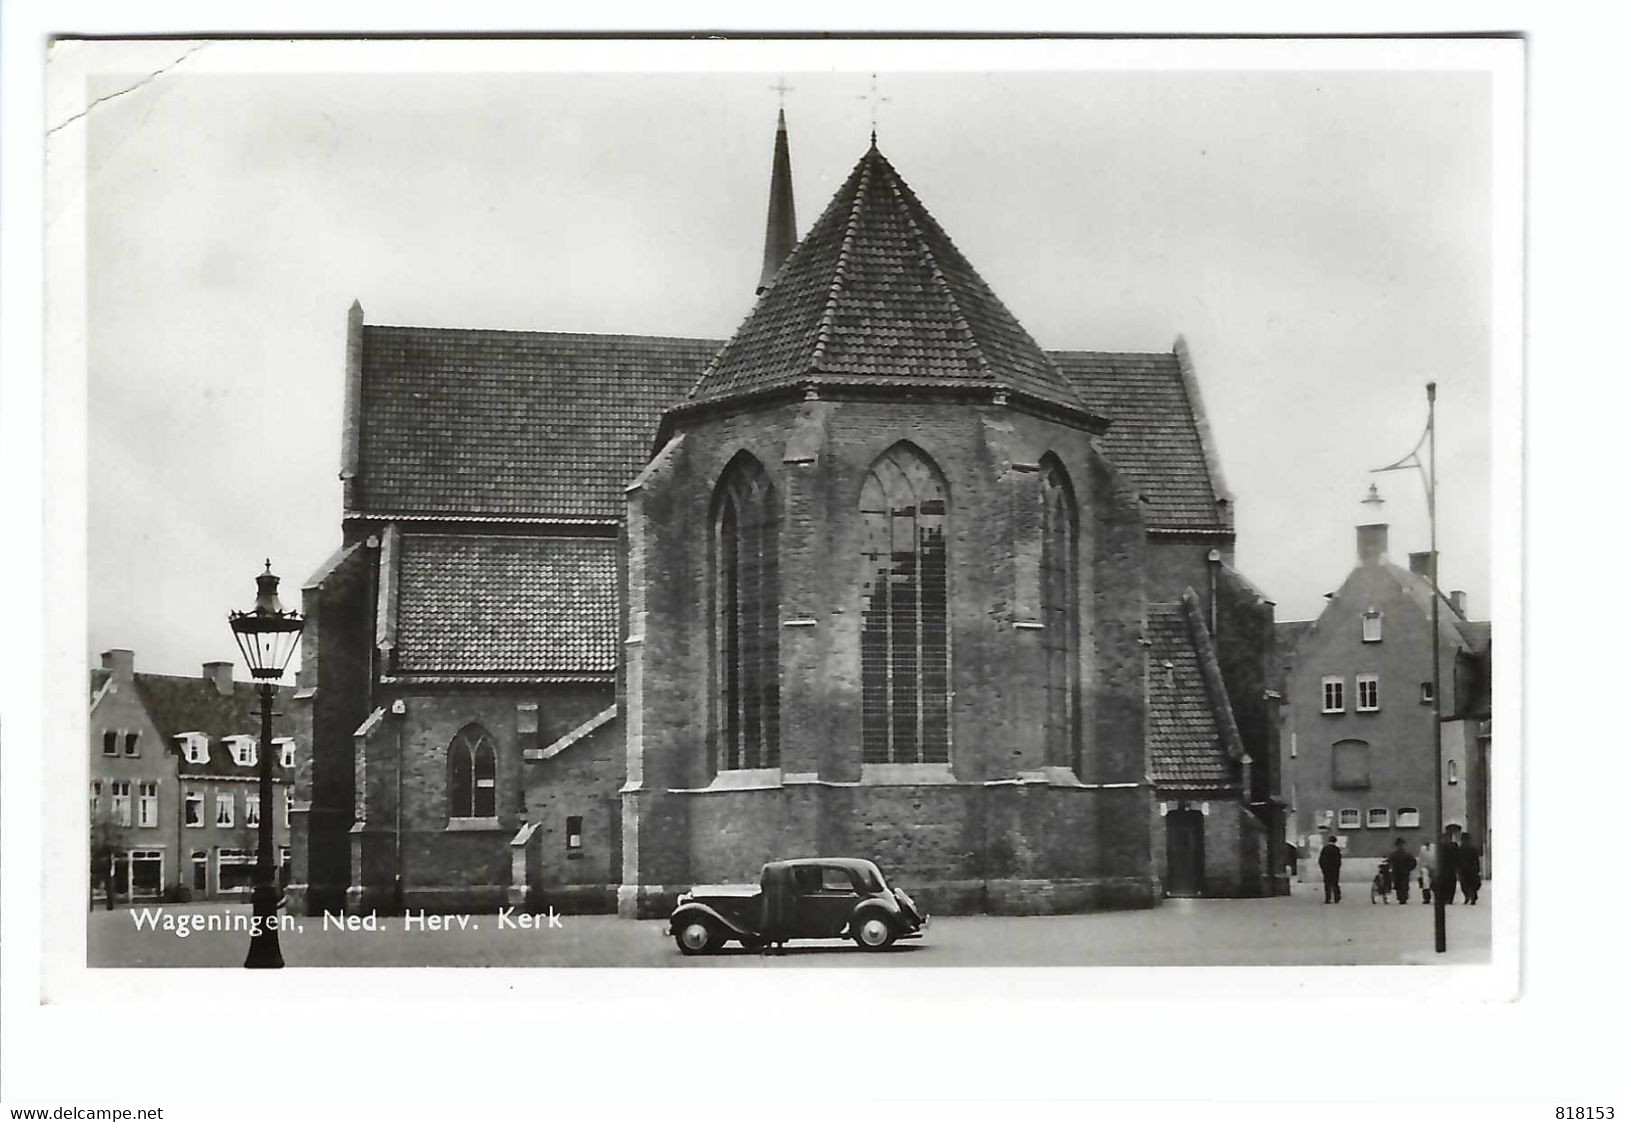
xmin=623 ymin=396 xmax=1159 ymax=916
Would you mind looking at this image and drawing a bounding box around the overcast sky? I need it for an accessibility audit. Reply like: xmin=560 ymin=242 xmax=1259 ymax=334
xmin=71 ymin=42 xmax=1501 ymax=678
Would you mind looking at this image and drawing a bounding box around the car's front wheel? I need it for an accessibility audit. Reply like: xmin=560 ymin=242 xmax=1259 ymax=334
xmin=852 ymin=913 xmax=896 ymax=951
xmin=674 ymin=916 xmax=721 ymax=956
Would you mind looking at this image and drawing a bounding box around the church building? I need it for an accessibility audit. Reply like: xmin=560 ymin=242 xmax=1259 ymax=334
xmin=287 ymin=113 xmax=1284 ymax=919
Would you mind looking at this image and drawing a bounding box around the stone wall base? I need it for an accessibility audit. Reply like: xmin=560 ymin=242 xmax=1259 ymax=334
xmin=914 ymin=876 xmax=1161 ymax=915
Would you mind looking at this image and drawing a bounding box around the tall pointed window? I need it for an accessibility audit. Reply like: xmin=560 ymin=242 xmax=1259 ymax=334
xmin=713 ymin=455 xmax=780 ymax=771
xmin=448 ymin=724 xmax=498 ymax=819
xmin=1039 ymin=457 xmax=1080 ymax=771
xmin=860 ymin=444 xmax=950 ymax=764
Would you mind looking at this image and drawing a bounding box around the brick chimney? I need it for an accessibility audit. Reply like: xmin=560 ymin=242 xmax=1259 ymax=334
xmin=100 ymin=648 xmax=134 ymax=680
xmin=202 ymin=660 xmax=234 ymax=696
xmin=1449 ymin=590 xmax=1467 ymax=617
xmin=1356 ymin=523 xmax=1389 ymax=565
xmin=1408 ymin=551 xmax=1438 ymax=584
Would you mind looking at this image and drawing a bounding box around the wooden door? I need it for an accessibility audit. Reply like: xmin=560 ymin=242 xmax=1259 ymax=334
xmin=1165 ymin=809 xmax=1206 ymax=897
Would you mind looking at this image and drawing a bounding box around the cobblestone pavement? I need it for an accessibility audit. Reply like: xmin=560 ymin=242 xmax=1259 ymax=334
xmin=87 ymin=884 xmax=1491 ymax=968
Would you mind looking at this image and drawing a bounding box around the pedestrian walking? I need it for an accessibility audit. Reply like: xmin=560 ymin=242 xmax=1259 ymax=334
xmin=1318 ymin=835 xmax=1343 ymax=903
xmin=1458 ymin=832 xmax=1483 ymax=905
xmin=1385 ymin=837 xmax=1417 ymax=904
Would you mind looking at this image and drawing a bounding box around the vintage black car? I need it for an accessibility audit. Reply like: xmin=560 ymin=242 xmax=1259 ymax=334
xmin=667 ymin=857 xmax=928 ymax=954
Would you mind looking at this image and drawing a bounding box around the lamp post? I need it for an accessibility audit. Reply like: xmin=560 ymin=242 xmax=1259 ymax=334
xmin=229 ymin=560 xmax=304 ymax=969
xmin=1374 ymin=382 xmax=1445 ymax=953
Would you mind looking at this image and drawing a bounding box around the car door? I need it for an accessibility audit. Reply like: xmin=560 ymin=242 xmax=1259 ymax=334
xmin=794 ymin=865 xmax=862 ymax=937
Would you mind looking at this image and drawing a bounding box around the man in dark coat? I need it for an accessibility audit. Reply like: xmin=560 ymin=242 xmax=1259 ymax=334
xmin=1435 ymin=827 xmax=1461 ymax=905
xmin=1318 ymin=835 xmax=1343 ymax=903
xmin=1458 ymin=832 xmax=1483 ymax=904
xmin=1386 ymin=837 xmax=1418 ymax=904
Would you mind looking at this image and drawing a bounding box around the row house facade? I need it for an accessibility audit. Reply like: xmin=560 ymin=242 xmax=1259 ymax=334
xmin=89 ymin=649 xmax=294 ymax=903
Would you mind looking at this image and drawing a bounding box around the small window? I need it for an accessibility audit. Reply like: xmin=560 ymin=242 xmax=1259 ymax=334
xmin=184 ymin=790 xmax=204 ymax=828
xmin=282 ymin=796 xmax=291 ymax=830
xmin=1321 ymin=677 xmax=1345 ymax=713
xmin=137 ymin=781 xmax=158 ymax=828
xmin=1356 ymin=674 xmax=1380 ymax=712
xmin=1315 ymin=809 xmax=1334 ymax=828
xmin=1447 ymin=759 xmax=1458 ymax=785
xmin=191 ymin=851 xmax=208 ymax=891
xmin=110 ymin=780 xmax=132 ymax=827
xmin=277 ymin=738 xmax=295 ymax=769
xmin=177 ymin=734 xmax=210 ymax=765
xmin=1367 ymin=807 xmax=1390 ymax=829
xmin=1338 ymin=808 xmax=1362 ymax=830
xmin=215 ymin=792 xmax=234 ymax=828
xmin=123 ymin=731 xmax=140 ymax=757
xmin=89 ymin=780 xmax=102 ymax=817
xmin=245 ymin=793 xmax=261 ymax=828
xmin=565 ymin=815 xmax=583 ymax=850
xmin=1362 ymin=610 xmax=1382 ymax=642
xmin=1420 ymin=681 xmax=1435 ymax=705
xmin=1396 ymin=807 xmax=1421 ymax=829
xmin=102 ymin=730 xmax=119 ymax=756
xmin=229 ymin=737 xmax=257 ymax=768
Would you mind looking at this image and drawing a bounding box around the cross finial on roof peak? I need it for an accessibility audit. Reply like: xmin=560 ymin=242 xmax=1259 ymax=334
xmin=858 ymin=73 xmax=890 ymax=142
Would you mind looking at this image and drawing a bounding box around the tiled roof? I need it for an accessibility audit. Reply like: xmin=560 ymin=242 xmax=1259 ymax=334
xmin=132 ymin=673 xmax=295 ymax=782
xmin=1146 ymin=603 xmax=1237 ymax=792
xmin=356 ymin=327 xmax=720 ymax=519
xmin=686 ymin=144 xmax=1089 ymax=415
xmin=392 ymin=535 xmax=618 ymax=675
xmin=1050 ymin=351 xmax=1225 ymax=530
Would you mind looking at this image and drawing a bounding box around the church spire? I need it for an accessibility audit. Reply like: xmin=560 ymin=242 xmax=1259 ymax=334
xmin=756 ymin=107 xmax=798 ymax=295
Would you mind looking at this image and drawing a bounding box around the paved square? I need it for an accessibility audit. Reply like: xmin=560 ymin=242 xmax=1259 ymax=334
xmin=87 ymin=887 xmax=1491 ymax=968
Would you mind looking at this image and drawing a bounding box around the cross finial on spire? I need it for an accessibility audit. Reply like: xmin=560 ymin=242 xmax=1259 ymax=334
xmin=858 ymin=73 xmax=890 ymax=142
xmin=769 ymin=75 xmax=793 ymax=108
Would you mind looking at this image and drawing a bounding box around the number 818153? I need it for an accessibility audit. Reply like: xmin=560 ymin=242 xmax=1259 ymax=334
xmin=1556 ymin=1109 xmax=1614 ymax=1119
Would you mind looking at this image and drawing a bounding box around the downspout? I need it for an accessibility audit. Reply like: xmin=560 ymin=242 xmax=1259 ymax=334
xmin=394 ymin=707 xmax=404 ymax=915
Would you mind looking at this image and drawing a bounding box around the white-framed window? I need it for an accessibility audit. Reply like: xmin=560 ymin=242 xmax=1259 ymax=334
xmin=245 ymin=792 xmax=261 ymax=828
xmin=1362 ymin=610 xmax=1382 ymax=642
xmin=1396 ymin=807 xmax=1421 ymax=829
xmin=110 ymin=780 xmax=132 ymax=827
xmin=1367 ymin=807 xmax=1390 ymax=829
xmin=215 ymin=792 xmax=234 ymax=828
xmin=123 ymin=731 xmax=141 ymax=757
xmin=1420 ymin=681 xmax=1435 ymax=705
xmin=217 ymin=848 xmax=256 ymax=892
xmin=1356 ymin=673 xmax=1380 ymax=711
xmin=1315 ymin=809 xmax=1334 ymax=828
xmin=282 ymin=794 xmax=291 ymax=830
xmin=101 ymin=730 xmax=118 ymax=756
xmin=183 ymin=788 xmax=204 ymax=828
xmin=566 ymin=815 xmax=583 ymax=850
xmin=276 ymin=737 xmax=295 ymax=769
xmin=176 ymin=733 xmax=209 ymax=765
xmin=1447 ymin=759 xmax=1458 ymax=785
xmin=137 ymin=781 xmax=159 ymax=828
xmin=1321 ymin=676 xmax=1346 ymax=713
xmin=1337 ymin=808 xmax=1361 ymax=830
xmin=89 ymin=780 xmax=102 ymax=817
xmin=228 ymin=736 xmax=257 ymax=768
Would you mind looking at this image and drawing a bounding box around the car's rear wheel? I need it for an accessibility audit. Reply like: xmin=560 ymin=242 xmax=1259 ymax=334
xmin=674 ymin=916 xmax=720 ymax=956
xmin=852 ymin=913 xmax=896 ymax=951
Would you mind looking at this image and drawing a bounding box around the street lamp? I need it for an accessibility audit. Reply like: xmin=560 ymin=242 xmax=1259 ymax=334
xmin=1374 ymin=382 xmax=1446 ymax=954
xmin=228 ymin=560 xmax=304 ymax=969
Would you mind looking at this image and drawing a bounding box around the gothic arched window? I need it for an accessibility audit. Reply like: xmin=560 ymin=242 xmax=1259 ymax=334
xmin=713 ymin=454 xmax=780 ymax=771
xmin=860 ymin=444 xmax=950 ymax=764
xmin=448 ymin=724 xmax=498 ymax=818
xmin=1039 ymin=457 xmax=1080 ymax=771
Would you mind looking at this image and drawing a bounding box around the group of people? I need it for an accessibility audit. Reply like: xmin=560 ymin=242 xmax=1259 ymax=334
xmin=1317 ymin=827 xmax=1483 ymax=904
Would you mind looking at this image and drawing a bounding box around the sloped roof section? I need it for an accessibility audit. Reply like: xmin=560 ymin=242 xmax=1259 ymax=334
xmin=393 ymin=535 xmax=618 ymax=675
xmin=1050 ymin=350 xmax=1226 ymax=531
xmin=356 ymin=327 xmax=720 ymax=519
xmin=687 ymin=143 xmax=1090 ymax=415
xmin=133 ymin=673 xmax=295 ymax=782
xmin=1146 ymin=602 xmax=1237 ymax=792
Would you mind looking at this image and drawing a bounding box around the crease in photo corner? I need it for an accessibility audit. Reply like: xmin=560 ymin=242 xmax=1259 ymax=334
xmin=35 ymin=38 xmax=1521 ymax=1010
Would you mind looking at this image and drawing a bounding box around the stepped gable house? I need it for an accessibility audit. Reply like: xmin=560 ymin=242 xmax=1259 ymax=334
xmin=289 ymin=119 xmax=1282 ymax=919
